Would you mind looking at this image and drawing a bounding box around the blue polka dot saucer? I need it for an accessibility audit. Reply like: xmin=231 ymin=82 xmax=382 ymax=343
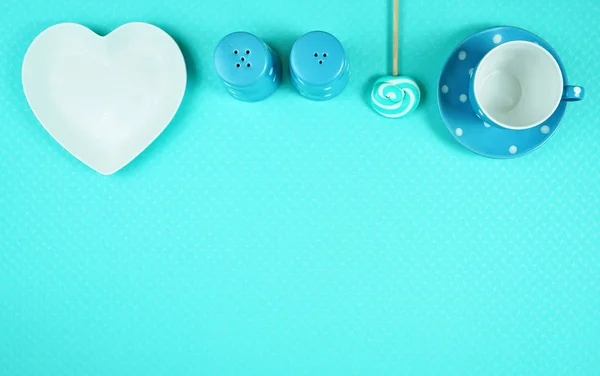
xmin=438 ymin=26 xmax=578 ymax=158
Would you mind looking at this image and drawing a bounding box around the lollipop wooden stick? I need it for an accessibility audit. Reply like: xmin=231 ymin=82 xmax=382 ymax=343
xmin=370 ymin=0 xmax=421 ymax=119
xmin=393 ymin=0 xmax=399 ymax=76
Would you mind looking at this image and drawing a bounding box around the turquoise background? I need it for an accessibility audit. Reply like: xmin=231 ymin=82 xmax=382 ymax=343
xmin=1 ymin=0 xmax=599 ymax=374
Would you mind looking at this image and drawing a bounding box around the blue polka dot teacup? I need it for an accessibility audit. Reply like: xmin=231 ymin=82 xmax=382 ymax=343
xmin=469 ymin=40 xmax=584 ymax=130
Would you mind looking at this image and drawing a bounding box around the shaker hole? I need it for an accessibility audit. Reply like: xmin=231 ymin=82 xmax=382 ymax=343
xmin=246 ymin=50 xmax=251 ymax=54
xmin=247 ymin=63 xmax=251 ymax=67
xmin=236 ymin=63 xmax=241 ymax=68
xmin=241 ymin=57 xmax=245 ymax=62
xmin=323 ymin=53 xmax=327 ymax=57
xmin=319 ymin=60 xmax=323 ymax=64
xmin=314 ymin=53 xmax=318 ymax=57
xmin=234 ymin=50 xmax=239 ymax=54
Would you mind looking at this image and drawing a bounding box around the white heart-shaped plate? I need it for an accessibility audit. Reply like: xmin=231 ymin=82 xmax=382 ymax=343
xmin=22 ymin=22 xmax=187 ymax=175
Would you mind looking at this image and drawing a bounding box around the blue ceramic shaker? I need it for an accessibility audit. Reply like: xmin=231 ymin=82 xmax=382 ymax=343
xmin=214 ymin=32 xmax=282 ymax=102
xmin=290 ymin=31 xmax=350 ymax=101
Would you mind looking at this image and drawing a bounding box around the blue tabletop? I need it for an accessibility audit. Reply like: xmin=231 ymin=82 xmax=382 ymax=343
xmin=0 ymin=0 xmax=598 ymax=375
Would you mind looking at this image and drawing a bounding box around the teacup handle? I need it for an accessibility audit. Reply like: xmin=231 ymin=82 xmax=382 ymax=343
xmin=563 ymin=85 xmax=585 ymax=102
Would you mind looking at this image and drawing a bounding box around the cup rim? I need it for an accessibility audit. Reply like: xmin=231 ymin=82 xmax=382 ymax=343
xmin=473 ymin=40 xmax=563 ymax=130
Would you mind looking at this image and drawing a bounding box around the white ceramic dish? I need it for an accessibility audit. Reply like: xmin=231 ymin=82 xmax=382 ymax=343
xmin=22 ymin=22 xmax=187 ymax=175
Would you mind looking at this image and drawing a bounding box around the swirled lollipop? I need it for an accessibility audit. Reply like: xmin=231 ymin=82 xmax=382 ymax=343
xmin=371 ymin=0 xmax=421 ymax=118
xmin=371 ymin=76 xmax=420 ymax=118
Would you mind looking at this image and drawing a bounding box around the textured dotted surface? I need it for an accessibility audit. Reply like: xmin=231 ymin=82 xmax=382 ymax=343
xmin=1 ymin=0 xmax=599 ymax=374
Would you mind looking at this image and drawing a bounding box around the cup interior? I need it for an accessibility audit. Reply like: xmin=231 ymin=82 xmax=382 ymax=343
xmin=473 ymin=41 xmax=563 ymax=130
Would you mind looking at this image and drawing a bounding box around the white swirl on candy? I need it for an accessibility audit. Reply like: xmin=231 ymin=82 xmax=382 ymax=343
xmin=370 ymin=76 xmax=421 ymax=119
